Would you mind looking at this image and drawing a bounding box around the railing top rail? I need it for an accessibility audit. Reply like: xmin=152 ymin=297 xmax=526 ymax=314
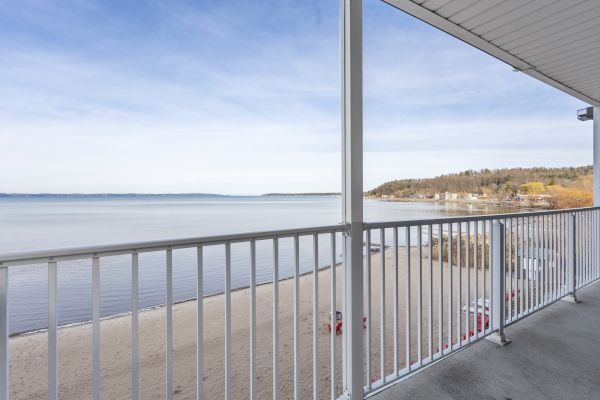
xmin=2 ymin=206 xmax=598 ymax=267
xmin=0 ymin=224 xmax=348 ymax=267
xmin=363 ymin=206 xmax=600 ymax=229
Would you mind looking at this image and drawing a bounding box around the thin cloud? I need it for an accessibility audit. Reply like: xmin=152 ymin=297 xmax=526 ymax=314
xmin=0 ymin=0 xmax=592 ymax=194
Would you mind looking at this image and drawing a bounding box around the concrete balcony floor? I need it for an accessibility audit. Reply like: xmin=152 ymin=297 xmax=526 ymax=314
xmin=372 ymin=282 xmax=600 ymax=400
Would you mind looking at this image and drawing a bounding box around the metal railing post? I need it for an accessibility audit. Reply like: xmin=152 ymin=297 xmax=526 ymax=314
xmin=0 ymin=266 xmax=8 ymax=400
xmin=486 ymin=221 xmax=510 ymax=346
xmin=563 ymin=213 xmax=580 ymax=303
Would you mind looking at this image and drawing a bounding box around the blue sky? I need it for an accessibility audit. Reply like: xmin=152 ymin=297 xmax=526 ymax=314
xmin=0 ymin=0 xmax=593 ymax=194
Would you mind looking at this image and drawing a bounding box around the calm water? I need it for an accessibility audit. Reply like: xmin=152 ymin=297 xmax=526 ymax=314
xmin=1 ymin=195 xmax=505 ymax=334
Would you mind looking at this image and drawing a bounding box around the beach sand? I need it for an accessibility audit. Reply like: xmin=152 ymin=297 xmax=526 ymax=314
xmin=8 ymin=248 xmax=498 ymax=399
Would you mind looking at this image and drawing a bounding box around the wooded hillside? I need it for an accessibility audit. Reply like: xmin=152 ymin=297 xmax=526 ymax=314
xmin=367 ymin=166 xmax=593 ymax=209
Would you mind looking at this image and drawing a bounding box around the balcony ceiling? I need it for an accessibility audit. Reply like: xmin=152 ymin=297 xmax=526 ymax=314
xmin=383 ymin=0 xmax=600 ymax=105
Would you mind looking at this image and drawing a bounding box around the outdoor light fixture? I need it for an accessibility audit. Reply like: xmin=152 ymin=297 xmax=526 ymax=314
xmin=578 ymin=107 xmax=594 ymax=121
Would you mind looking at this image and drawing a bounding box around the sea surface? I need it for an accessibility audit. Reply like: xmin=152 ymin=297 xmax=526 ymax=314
xmin=1 ymin=195 xmax=510 ymax=334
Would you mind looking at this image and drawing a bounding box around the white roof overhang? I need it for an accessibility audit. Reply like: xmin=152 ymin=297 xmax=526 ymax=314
xmin=383 ymin=0 xmax=600 ymax=106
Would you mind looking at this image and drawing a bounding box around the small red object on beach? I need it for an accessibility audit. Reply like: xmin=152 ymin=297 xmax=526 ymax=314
xmin=327 ymin=321 xmax=343 ymax=335
xmin=327 ymin=315 xmax=368 ymax=335
xmin=477 ymin=313 xmax=489 ymax=332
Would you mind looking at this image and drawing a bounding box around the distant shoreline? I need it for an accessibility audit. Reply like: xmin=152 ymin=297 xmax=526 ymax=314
xmin=0 ymin=192 xmax=231 ymax=198
xmin=262 ymin=192 xmax=340 ymax=196
xmin=0 ymin=192 xmax=343 ymax=198
xmin=369 ymin=195 xmax=547 ymax=210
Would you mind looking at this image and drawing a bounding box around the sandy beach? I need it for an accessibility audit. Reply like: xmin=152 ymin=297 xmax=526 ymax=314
xmin=8 ymin=248 xmax=498 ymax=399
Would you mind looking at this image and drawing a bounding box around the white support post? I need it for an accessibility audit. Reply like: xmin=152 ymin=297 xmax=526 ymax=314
xmin=594 ymin=106 xmax=600 ymax=206
xmin=486 ymin=221 xmax=510 ymax=346
xmin=0 ymin=267 xmax=8 ymax=400
xmin=341 ymin=0 xmax=364 ymax=398
xmin=563 ymin=214 xmax=580 ymax=303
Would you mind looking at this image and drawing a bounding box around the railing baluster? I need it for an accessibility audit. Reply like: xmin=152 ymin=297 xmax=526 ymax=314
xmin=582 ymin=213 xmax=585 ymax=285
xmin=428 ymin=225 xmax=433 ymax=360
xmin=405 ymin=226 xmax=411 ymax=370
xmin=561 ymin=214 xmax=565 ymax=297
xmin=584 ymin=213 xmax=588 ymax=284
xmin=567 ymin=213 xmax=578 ymax=301
xmin=519 ymin=218 xmax=523 ymax=316
xmin=543 ymin=216 xmax=547 ymax=305
xmin=532 ymin=216 xmax=536 ymax=308
xmin=224 ymin=243 xmax=232 ymax=400
xmin=580 ymin=213 xmax=584 ymax=285
xmin=293 ymin=235 xmax=300 ymax=400
xmin=92 ymin=256 xmax=101 ymax=400
xmin=574 ymin=214 xmax=578 ymax=288
xmin=417 ymin=226 xmax=422 ymax=366
xmin=525 ymin=217 xmax=530 ymax=313
xmin=587 ymin=212 xmax=590 ymax=283
xmin=531 ymin=216 xmax=535 ymax=309
xmin=379 ymin=228 xmax=385 ymax=382
xmin=553 ymin=215 xmax=556 ymax=297
xmin=273 ymin=238 xmax=280 ymax=400
xmin=48 ymin=261 xmax=58 ymax=400
xmin=581 ymin=213 xmax=584 ymax=287
xmin=456 ymin=222 xmax=461 ymax=345
xmin=312 ymin=234 xmax=319 ymax=400
xmin=592 ymin=210 xmax=600 ymax=279
xmin=514 ymin=218 xmax=523 ymax=319
xmin=250 ymin=240 xmax=257 ymax=400
xmin=537 ymin=215 xmax=541 ymax=307
xmin=473 ymin=222 xmax=478 ymax=337
xmin=0 ymin=266 xmax=7 ymax=400
xmin=438 ymin=223 xmax=443 ymax=352
xmin=393 ymin=228 xmax=399 ymax=374
xmin=330 ymin=233 xmax=336 ymax=400
xmin=482 ymin=221 xmax=487 ymax=333
xmin=593 ymin=211 xmax=596 ymax=281
xmin=532 ymin=216 xmax=536 ymax=311
xmin=547 ymin=215 xmax=551 ymax=302
xmin=132 ymin=254 xmax=139 ymax=400
xmin=365 ymin=230 xmax=372 ymax=389
xmin=549 ymin=216 xmax=553 ymax=301
xmin=489 ymin=220 xmax=494 ymax=333
xmin=547 ymin=214 xmax=556 ymax=302
xmin=580 ymin=213 xmax=583 ymax=287
xmin=578 ymin=214 xmax=582 ymax=287
xmin=591 ymin=210 xmax=598 ymax=279
xmin=197 ymin=247 xmax=203 ymax=400
xmin=592 ymin=211 xmax=595 ymax=281
xmin=465 ymin=222 xmax=470 ymax=341
xmin=588 ymin=212 xmax=592 ymax=283
xmin=555 ymin=214 xmax=559 ymax=298
xmin=166 ymin=250 xmax=173 ymax=400
xmin=560 ymin=213 xmax=564 ymax=293
xmin=558 ymin=214 xmax=562 ymax=296
xmin=516 ymin=218 xmax=521 ymax=317
xmin=508 ymin=219 xmax=512 ymax=319
xmin=447 ymin=223 xmax=452 ymax=348
xmin=589 ymin=211 xmax=592 ymax=283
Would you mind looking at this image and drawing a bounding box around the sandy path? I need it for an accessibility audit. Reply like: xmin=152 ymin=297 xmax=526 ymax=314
xmin=9 ymin=248 xmax=506 ymax=399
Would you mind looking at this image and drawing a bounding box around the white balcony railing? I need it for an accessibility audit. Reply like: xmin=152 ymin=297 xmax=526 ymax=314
xmin=0 ymin=208 xmax=598 ymax=400
xmin=361 ymin=207 xmax=599 ymax=396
